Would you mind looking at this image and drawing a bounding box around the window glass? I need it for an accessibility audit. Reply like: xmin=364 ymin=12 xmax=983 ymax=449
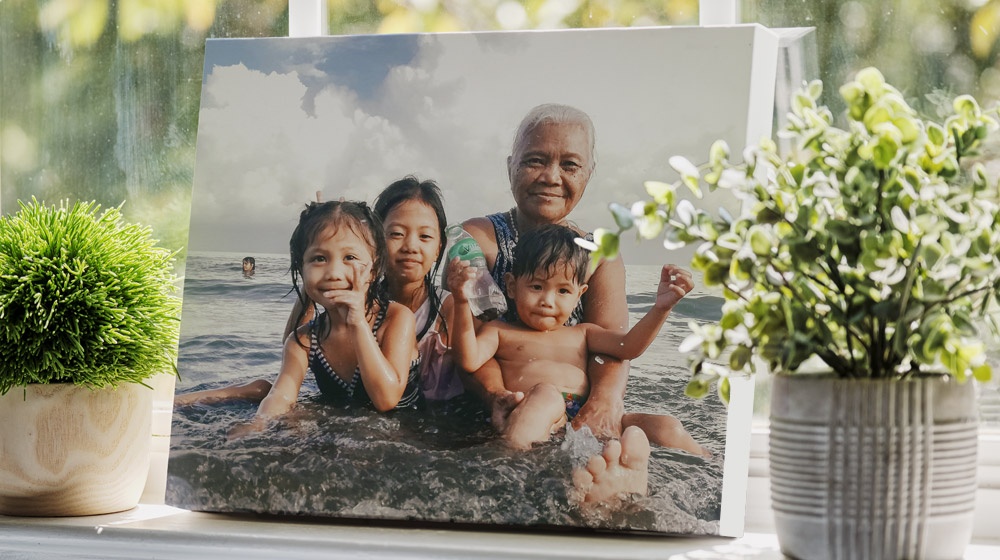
xmin=742 ymin=0 xmax=1000 ymax=427
xmin=1 ymin=1 xmax=696 ymax=249
xmin=743 ymin=1 xmax=999 ymax=113
xmin=1 ymin=1 xmax=288 ymax=255
xmin=3 ymin=1 xmax=996 ymax=426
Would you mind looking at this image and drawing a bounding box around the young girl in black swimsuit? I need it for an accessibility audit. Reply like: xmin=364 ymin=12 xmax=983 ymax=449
xmin=228 ymin=200 xmax=419 ymax=437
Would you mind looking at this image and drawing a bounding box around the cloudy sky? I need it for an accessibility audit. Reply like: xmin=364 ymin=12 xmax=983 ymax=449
xmin=188 ymin=26 xmax=776 ymax=265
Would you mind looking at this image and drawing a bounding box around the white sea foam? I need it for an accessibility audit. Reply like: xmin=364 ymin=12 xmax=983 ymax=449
xmin=561 ymin=424 xmax=603 ymax=465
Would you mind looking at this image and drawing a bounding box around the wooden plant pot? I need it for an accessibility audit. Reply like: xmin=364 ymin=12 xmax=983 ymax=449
xmin=0 ymin=383 xmax=152 ymax=516
xmin=769 ymin=374 xmax=978 ymax=560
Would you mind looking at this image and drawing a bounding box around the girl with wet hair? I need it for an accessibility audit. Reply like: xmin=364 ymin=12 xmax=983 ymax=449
xmin=374 ymin=176 xmax=463 ymax=401
xmin=178 ymin=201 xmax=420 ymax=431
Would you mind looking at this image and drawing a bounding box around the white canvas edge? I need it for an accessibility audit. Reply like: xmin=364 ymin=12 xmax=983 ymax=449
xmin=718 ymin=23 xmax=779 ymax=538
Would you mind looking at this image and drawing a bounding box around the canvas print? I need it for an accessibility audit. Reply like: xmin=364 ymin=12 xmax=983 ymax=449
xmin=166 ymin=25 xmax=777 ymax=536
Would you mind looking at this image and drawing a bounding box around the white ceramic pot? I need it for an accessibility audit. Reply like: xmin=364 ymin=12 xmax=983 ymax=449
xmin=0 ymin=383 xmax=152 ymax=516
xmin=769 ymin=374 xmax=978 ymax=560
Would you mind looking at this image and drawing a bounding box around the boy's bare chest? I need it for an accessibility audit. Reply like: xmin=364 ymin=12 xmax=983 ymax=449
xmin=495 ymin=326 xmax=588 ymax=365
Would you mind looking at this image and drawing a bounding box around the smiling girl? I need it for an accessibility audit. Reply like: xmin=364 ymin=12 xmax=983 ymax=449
xmin=230 ymin=201 xmax=419 ymax=436
xmin=374 ymin=177 xmax=462 ymax=401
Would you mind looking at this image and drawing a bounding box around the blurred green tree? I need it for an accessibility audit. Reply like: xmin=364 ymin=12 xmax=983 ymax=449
xmin=4 ymin=0 xmax=1000 ymax=254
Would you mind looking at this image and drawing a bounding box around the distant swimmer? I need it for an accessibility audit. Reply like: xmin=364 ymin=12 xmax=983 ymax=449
xmin=242 ymin=256 xmax=256 ymax=278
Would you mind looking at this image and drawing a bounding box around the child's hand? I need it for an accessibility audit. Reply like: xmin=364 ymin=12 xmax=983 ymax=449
xmin=228 ymin=416 xmax=268 ymax=439
xmin=324 ymin=261 xmax=371 ymax=327
xmin=656 ymin=265 xmax=694 ymax=310
xmin=445 ymin=257 xmax=477 ymax=304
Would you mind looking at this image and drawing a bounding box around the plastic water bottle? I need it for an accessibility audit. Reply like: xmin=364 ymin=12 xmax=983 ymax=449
xmin=445 ymin=224 xmax=507 ymax=322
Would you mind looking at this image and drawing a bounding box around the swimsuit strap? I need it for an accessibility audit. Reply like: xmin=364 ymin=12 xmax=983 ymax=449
xmin=368 ymin=301 xmax=422 ymax=409
xmin=486 ymin=209 xmax=517 ymax=297
xmin=414 ymin=287 xmax=437 ymax=342
xmin=370 ymin=301 xmax=388 ymax=334
xmin=310 ymin=318 xmax=362 ymax=398
xmin=311 ymin=303 xmax=387 ymax=399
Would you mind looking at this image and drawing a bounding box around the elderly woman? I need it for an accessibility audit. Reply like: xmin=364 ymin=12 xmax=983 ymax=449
xmin=461 ymin=104 xmax=657 ymax=500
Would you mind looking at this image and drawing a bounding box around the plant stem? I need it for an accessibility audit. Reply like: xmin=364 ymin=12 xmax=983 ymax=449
xmin=768 ymin=256 xmax=867 ymax=375
xmin=886 ymin=239 xmax=922 ymax=368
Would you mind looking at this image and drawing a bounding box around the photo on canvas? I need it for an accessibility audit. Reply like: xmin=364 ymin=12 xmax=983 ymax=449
xmin=166 ymin=26 xmax=777 ymax=536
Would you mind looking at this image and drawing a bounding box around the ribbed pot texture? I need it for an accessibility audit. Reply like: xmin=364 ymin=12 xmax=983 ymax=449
xmin=769 ymin=374 xmax=978 ymax=560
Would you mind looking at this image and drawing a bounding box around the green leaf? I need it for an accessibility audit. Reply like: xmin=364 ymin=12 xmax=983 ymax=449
xmin=792 ymin=91 xmax=814 ymax=115
xmin=669 ymin=156 xmax=703 ymax=198
xmin=635 ymin=204 xmax=665 ymax=239
xmin=709 ymin=140 xmax=730 ymax=168
xmin=590 ymin=228 xmax=620 ymax=268
xmin=703 ymin=263 xmax=729 ymax=287
xmin=827 ymin=220 xmax=858 ymax=242
xmin=609 ymin=203 xmax=634 ymax=231
xmin=872 ymin=133 xmax=899 ymax=169
xmin=685 ymin=368 xmax=718 ymax=400
xmin=856 ymin=67 xmax=886 ymax=94
xmin=717 ymin=376 xmax=732 ymax=405
xmin=954 ymin=94 xmax=980 ymax=119
xmin=756 ymin=207 xmax=782 ymax=224
xmin=644 ymin=181 xmax=675 ymax=206
xmin=748 ymin=226 xmax=773 ymax=256
xmin=807 ymin=79 xmax=823 ymax=100
xmin=927 ymin=122 xmax=946 ymax=146
xmin=893 ymin=115 xmax=919 ymax=144
xmin=728 ymin=345 xmax=750 ymax=371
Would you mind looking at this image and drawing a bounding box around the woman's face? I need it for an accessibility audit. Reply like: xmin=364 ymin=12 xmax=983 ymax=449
xmin=383 ymin=199 xmax=442 ymax=289
xmin=508 ymin=122 xmax=593 ymax=226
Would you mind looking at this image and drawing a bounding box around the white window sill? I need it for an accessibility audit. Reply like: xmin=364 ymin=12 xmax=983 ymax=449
xmin=1 ymin=504 xmax=997 ymax=560
xmin=2 ymin=428 xmax=997 ymax=558
xmin=6 ymin=381 xmax=995 ymax=558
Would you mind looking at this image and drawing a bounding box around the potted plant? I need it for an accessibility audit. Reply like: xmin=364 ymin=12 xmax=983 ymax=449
xmin=592 ymin=68 xmax=998 ymax=560
xmin=0 ymin=198 xmax=181 ymax=516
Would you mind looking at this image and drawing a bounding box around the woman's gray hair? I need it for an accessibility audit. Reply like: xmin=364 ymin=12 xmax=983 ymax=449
xmin=509 ymin=104 xmax=596 ymax=173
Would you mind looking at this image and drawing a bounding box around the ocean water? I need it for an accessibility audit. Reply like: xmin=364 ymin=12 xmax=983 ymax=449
xmin=166 ymin=252 xmax=730 ymax=534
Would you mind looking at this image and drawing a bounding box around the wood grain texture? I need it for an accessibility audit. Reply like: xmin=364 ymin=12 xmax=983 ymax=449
xmin=0 ymin=383 xmax=152 ymax=516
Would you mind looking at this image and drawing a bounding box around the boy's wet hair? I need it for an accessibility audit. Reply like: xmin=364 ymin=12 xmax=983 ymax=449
xmin=288 ymin=200 xmax=387 ymax=333
xmin=512 ymin=224 xmax=589 ymax=285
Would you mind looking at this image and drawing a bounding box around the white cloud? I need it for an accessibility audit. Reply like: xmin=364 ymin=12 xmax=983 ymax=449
xmin=190 ymin=28 xmax=768 ymax=264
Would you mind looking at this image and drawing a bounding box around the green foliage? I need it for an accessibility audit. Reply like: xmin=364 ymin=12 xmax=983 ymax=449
xmin=0 ymin=199 xmax=181 ymax=394
xmin=597 ymin=68 xmax=1000 ymax=399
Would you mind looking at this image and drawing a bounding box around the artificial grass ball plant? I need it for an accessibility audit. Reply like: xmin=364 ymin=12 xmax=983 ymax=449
xmin=0 ymin=198 xmax=181 ymax=394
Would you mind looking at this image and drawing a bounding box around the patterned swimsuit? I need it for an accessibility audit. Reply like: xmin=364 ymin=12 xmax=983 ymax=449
xmin=309 ymin=305 xmax=421 ymax=409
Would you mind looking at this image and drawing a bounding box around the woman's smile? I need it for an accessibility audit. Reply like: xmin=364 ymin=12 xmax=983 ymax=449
xmin=528 ymin=190 xmax=564 ymax=199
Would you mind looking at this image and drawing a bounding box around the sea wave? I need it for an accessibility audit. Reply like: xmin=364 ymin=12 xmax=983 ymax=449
xmin=169 ymin=253 xmax=730 ymax=533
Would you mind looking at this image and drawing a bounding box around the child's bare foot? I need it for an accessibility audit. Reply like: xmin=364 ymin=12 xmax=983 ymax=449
xmin=571 ymin=425 xmax=650 ymax=504
xmin=623 ymin=412 xmax=711 ymax=458
xmin=489 ymin=389 xmax=525 ymax=431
